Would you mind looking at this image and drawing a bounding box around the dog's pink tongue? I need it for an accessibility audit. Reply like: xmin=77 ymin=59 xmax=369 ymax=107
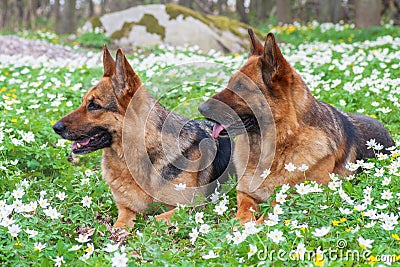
xmin=212 ymin=124 xmax=227 ymax=138
xmin=72 ymin=138 xmax=91 ymax=150
xmin=72 ymin=142 xmax=78 ymax=151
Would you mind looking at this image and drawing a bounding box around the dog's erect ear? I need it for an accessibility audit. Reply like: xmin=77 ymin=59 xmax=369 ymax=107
xmin=262 ymin=33 xmax=286 ymax=75
xmin=248 ymin=28 xmax=264 ymax=56
xmin=115 ymin=48 xmax=141 ymax=97
xmin=103 ymin=44 xmax=115 ymax=77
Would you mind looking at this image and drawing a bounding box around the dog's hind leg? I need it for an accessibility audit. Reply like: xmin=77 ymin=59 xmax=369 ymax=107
xmin=113 ymin=204 xmax=136 ymax=228
xmin=234 ymin=191 xmax=259 ymax=224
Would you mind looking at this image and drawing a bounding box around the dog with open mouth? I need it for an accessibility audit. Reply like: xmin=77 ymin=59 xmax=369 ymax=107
xmin=53 ymin=46 xmax=234 ymax=228
xmin=199 ymin=29 xmax=395 ymax=223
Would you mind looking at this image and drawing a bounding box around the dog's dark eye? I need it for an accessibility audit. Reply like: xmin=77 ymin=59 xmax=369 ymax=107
xmin=87 ymin=101 xmax=102 ymax=111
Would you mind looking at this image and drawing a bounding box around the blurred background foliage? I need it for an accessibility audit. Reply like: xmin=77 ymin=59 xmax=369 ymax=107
xmin=0 ymin=0 xmax=399 ymax=35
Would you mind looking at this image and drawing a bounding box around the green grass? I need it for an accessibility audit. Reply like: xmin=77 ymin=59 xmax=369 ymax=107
xmin=0 ymin=23 xmax=399 ymax=266
xmin=260 ymin=21 xmax=400 ymax=46
xmin=76 ymin=30 xmax=111 ymax=49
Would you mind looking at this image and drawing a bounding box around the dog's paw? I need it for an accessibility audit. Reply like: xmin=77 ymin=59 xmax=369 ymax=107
xmin=155 ymin=212 xmax=174 ymax=226
xmin=113 ymin=221 xmax=127 ymax=229
xmin=155 ymin=215 xmax=171 ymax=225
xmin=113 ymin=219 xmax=135 ymax=229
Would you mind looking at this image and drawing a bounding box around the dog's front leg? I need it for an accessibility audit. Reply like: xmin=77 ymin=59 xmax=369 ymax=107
xmin=113 ymin=204 xmax=136 ymax=228
xmin=234 ymin=190 xmax=259 ymax=224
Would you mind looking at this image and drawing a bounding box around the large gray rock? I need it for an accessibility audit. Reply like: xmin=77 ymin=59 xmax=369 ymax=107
xmin=81 ymin=4 xmax=262 ymax=53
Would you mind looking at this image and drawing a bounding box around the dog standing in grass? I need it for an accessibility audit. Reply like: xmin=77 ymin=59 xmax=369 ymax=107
xmin=199 ymin=29 xmax=395 ymax=223
xmin=53 ymin=46 xmax=234 ymax=228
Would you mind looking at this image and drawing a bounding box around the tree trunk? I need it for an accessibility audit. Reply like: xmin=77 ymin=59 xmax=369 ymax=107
xmin=28 ymin=0 xmax=36 ymax=29
xmin=318 ymin=0 xmax=330 ymax=21
xmin=236 ymin=0 xmax=248 ymax=23
xmin=41 ymin=0 xmax=52 ymax=19
xmin=249 ymin=0 xmax=256 ymax=10
xmin=319 ymin=0 xmax=345 ymax=22
xmin=101 ymin=0 xmax=106 ymax=14
xmin=23 ymin=0 xmax=30 ymax=29
xmin=256 ymin=0 xmax=265 ymax=20
xmin=61 ymin=0 xmax=76 ymax=34
xmin=393 ymin=0 xmax=400 ymax=25
xmin=355 ymin=0 xmax=381 ymax=27
xmin=1 ymin=0 xmax=9 ymax=30
xmin=54 ymin=0 xmax=61 ymax=33
xmin=330 ymin=0 xmax=345 ymax=22
xmin=16 ymin=0 xmax=24 ymax=29
xmin=383 ymin=0 xmax=400 ymax=25
xmin=276 ymin=0 xmax=291 ymax=24
xmin=217 ymin=0 xmax=226 ymax=14
xmin=88 ymin=0 xmax=94 ymax=17
xmin=254 ymin=0 xmax=273 ymax=20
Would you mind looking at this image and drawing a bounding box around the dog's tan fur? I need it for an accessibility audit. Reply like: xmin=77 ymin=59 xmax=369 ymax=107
xmin=54 ymin=46 xmax=233 ymax=228
xmin=199 ymin=30 xmax=394 ymax=223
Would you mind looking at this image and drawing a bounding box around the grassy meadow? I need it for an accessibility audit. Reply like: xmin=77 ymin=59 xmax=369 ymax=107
xmin=0 ymin=22 xmax=399 ymax=266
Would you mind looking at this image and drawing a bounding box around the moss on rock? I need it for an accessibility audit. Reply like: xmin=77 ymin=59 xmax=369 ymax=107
xmin=88 ymin=16 xmax=103 ymax=29
xmin=207 ymin=15 xmax=243 ymax=37
xmin=166 ymin=3 xmax=210 ymax=26
xmin=110 ymin=22 xmax=135 ymax=39
xmin=109 ymin=14 xmax=165 ymax=40
xmin=137 ymin=14 xmax=166 ymax=40
xmin=206 ymin=15 xmax=264 ymax=39
xmin=100 ymin=3 xmax=265 ymax=51
xmin=165 ymin=3 xmax=263 ymax=40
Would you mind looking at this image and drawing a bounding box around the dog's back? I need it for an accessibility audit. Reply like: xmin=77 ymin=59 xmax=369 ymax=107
xmin=350 ymin=113 xmax=395 ymax=159
xmin=305 ymin=101 xmax=395 ymax=173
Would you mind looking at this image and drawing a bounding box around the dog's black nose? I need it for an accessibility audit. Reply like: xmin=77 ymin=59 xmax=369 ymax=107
xmin=198 ymin=103 xmax=210 ymax=116
xmin=53 ymin=121 xmax=65 ymax=135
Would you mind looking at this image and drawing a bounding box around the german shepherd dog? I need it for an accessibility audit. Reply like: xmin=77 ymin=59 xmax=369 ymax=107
xmin=199 ymin=29 xmax=395 ymax=223
xmin=53 ymin=46 xmax=233 ymax=228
